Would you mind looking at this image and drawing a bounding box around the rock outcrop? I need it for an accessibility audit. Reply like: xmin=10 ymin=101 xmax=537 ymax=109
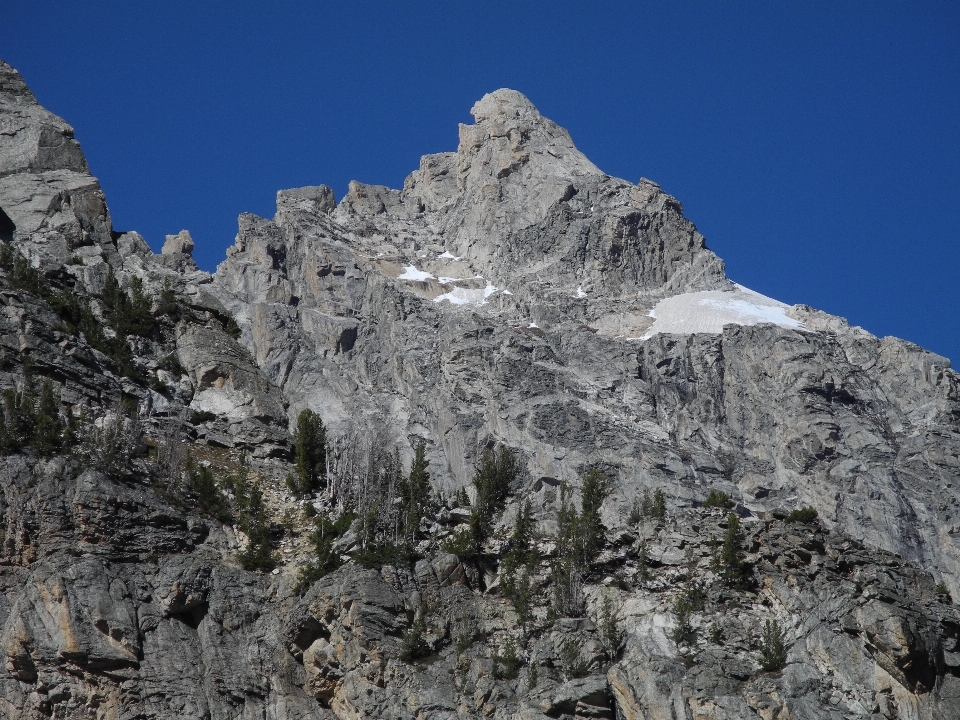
xmin=1 ymin=61 xmax=959 ymax=720
xmin=211 ymin=88 xmax=960 ymax=596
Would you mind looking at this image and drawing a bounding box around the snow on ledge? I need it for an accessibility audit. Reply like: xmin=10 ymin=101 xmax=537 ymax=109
xmin=640 ymin=285 xmax=803 ymax=339
xmin=434 ymin=282 xmax=500 ymax=306
xmin=397 ymin=265 xmax=435 ymax=281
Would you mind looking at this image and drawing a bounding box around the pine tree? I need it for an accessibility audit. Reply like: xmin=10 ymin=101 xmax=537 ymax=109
xmin=670 ymin=595 xmax=696 ymax=647
xmin=468 ymin=446 xmax=517 ymax=550
xmin=157 ymin=279 xmax=180 ymax=318
xmin=651 ymin=489 xmax=667 ymax=519
xmin=31 ymin=380 xmax=63 ymax=456
xmin=720 ymin=513 xmax=747 ymax=586
xmin=555 ymin=481 xmax=579 ymax=562
xmin=291 ymin=409 xmax=326 ymax=496
xmin=473 ymin=446 xmax=516 ymax=522
xmin=123 ymin=276 xmax=155 ymax=336
xmin=580 ymin=469 xmax=609 ymax=560
xmin=599 ymin=595 xmax=624 ymax=661
xmin=401 ymin=440 xmax=431 ymax=540
xmin=507 ymin=499 xmax=536 ymax=569
xmin=758 ymin=620 xmax=788 ymax=672
xmin=188 ymin=464 xmax=230 ymax=521
xmin=238 ymin=483 xmax=275 ymax=571
xmin=100 ymin=268 xmax=126 ymax=317
xmin=296 ymin=512 xmax=348 ymax=592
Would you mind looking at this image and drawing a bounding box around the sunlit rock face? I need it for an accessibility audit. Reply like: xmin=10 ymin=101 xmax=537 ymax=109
xmin=2 ymin=61 xmax=960 ymax=720
xmin=212 ymin=88 xmax=960 ymax=594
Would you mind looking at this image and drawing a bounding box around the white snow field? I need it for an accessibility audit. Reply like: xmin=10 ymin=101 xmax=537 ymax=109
xmin=640 ymin=284 xmax=803 ymax=339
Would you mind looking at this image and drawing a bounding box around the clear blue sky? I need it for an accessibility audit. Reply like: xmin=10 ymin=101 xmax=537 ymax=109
xmin=5 ymin=2 xmax=959 ymax=362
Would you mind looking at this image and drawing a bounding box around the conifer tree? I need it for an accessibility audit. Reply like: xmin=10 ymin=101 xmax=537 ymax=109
xmin=580 ymin=469 xmax=609 ymax=559
xmin=720 ymin=512 xmax=747 ymax=586
xmin=506 ymin=499 xmax=536 ymax=570
xmin=31 ymin=379 xmax=63 ymax=456
xmin=401 ymin=440 xmax=431 ymax=541
xmin=238 ymin=483 xmax=275 ymax=571
xmin=290 ymin=409 xmax=326 ymax=496
xmin=468 ymin=446 xmax=517 ymax=550
xmin=651 ymin=489 xmax=667 ymax=519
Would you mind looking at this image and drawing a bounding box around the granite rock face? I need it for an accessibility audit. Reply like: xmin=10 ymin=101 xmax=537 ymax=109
xmin=211 ymin=88 xmax=960 ymax=594
xmin=1 ymin=63 xmax=960 ymax=720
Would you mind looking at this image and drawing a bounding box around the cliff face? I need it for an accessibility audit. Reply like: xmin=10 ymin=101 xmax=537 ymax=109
xmin=211 ymin=88 xmax=960 ymax=591
xmin=1 ymin=61 xmax=959 ymax=720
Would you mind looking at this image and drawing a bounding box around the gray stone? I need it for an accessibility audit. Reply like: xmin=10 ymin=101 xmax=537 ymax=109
xmin=161 ymin=229 xmax=195 ymax=256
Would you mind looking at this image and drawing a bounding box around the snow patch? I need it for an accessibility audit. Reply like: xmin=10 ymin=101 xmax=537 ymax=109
xmin=640 ymin=286 xmax=803 ymax=339
xmin=574 ymin=286 xmax=587 ymax=299
xmin=434 ymin=282 xmax=499 ymax=306
xmin=528 ymin=323 xmax=539 ymax=329
xmin=437 ymin=251 xmax=461 ymax=260
xmin=397 ymin=265 xmax=435 ymax=281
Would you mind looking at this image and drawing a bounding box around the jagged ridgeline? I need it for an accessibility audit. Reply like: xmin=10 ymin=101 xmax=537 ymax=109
xmin=0 ymin=58 xmax=958 ymax=719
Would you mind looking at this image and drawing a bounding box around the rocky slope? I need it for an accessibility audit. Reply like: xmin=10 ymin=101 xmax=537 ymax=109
xmin=211 ymin=87 xmax=960 ymax=593
xmin=0 ymin=59 xmax=959 ymax=719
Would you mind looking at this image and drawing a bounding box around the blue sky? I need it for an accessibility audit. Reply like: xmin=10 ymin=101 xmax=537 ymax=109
xmin=4 ymin=2 xmax=959 ymax=362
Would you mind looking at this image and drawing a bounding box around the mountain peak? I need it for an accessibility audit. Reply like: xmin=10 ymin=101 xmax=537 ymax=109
xmin=0 ymin=60 xmax=33 ymax=99
xmin=469 ymin=88 xmax=542 ymax=124
xmin=456 ymin=88 xmax=600 ymax=182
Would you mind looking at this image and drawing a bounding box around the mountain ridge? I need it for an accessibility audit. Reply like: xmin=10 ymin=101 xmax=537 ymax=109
xmin=1 ymin=60 xmax=959 ymax=719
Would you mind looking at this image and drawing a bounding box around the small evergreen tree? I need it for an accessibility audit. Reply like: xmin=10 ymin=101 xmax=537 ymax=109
xmin=670 ymin=595 xmax=696 ymax=647
xmin=785 ymin=507 xmax=818 ymax=523
xmin=467 ymin=446 xmax=517 ymax=551
xmin=557 ymin=636 xmax=590 ymax=679
xmin=399 ymin=609 xmax=430 ymax=663
xmin=493 ymin=636 xmax=523 ymax=679
xmin=31 ymin=380 xmax=63 ymax=456
xmin=291 ymin=409 xmax=326 ymax=496
xmin=187 ymin=463 xmax=231 ymax=522
xmin=125 ymin=276 xmax=154 ymax=336
xmin=758 ymin=620 xmax=788 ymax=672
xmin=501 ymin=501 xmax=537 ymax=631
xmin=502 ymin=499 xmax=537 ymax=573
xmin=720 ymin=513 xmax=747 ymax=586
xmin=295 ymin=511 xmax=351 ymax=593
xmin=400 ymin=440 xmax=431 ymax=541
xmin=555 ymin=470 xmax=609 ymax=569
xmin=157 ymin=279 xmax=180 ymax=318
xmin=550 ymin=560 xmax=585 ymax=618
xmin=555 ymin=481 xmax=580 ymax=562
xmin=579 ymin=469 xmax=609 ymax=559
xmin=598 ymin=595 xmax=624 ymax=661
xmin=704 ymin=490 xmax=734 ymax=509
xmin=238 ymin=483 xmax=275 ymax=571
xmin=651 ymin=489 xmax=667 ymax=519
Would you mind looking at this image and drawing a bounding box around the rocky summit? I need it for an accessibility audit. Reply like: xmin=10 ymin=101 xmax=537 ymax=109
xmin=0 ymin=60 xmax=958 ymax=720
